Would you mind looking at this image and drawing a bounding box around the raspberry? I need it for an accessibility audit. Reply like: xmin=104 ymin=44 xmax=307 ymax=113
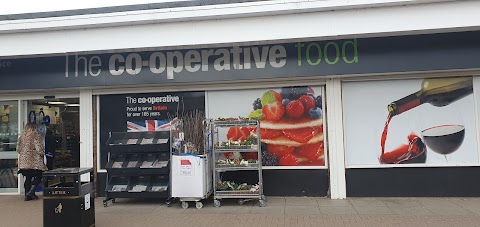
xmin=285 ymin=100 xmax=304 ymax=118
xmin=298 ymin=95 xmax=316 ymax=111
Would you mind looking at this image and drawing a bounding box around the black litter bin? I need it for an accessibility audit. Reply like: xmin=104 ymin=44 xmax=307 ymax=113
xmin=43 ymin=168 xmax=95 ymax=227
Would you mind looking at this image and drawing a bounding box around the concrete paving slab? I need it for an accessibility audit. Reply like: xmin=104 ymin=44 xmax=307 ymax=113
xmin=349 ymin=198 xmax=388 ymax=207
xmin=285 ymin=196 xmax=318 ymax=206
xmin=389 ymin=206 xmax=434 ymax=216
xmin=4 ymin=195 xmax=480 ymax=226
xmin=250 ymin=206 xmax=285 ymax=214
xmin=448 ymin=198 xmax=480 ymax=207
xmin=284 ymin=205 xmax=321 ymax=215
xmin=381 ymin=198 xmax=422 ymax=207
xmin=215 ymin=205 xmax=253 ymax=214
xmin=424 ymin=206 xmax=475 ymax=215
xmin=414 ymin=197 xmax=459 ymax=207
xmin=354 ymin=205 xmax=396 ymax=215
xmin=319 ymin=206 xmax=358 ymax=215
xmin=263 ymin=196 xmax=286 ymax=206
xmin=316 ymin=198 xmax=353 ymax=207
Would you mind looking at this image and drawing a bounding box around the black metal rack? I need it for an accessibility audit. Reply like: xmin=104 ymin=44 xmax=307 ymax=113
xmin=103 ymin=130 xmax=173 ymax=207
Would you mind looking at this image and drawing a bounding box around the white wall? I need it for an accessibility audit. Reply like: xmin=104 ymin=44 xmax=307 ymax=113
xmin=1 ymin=0 xmax=479 ymax=57
xmin=0 ymin=0 xmax=188 ymax=15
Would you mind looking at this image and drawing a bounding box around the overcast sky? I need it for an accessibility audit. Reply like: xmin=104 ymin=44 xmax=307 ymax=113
xmin=1 ymin=0 xmax=190 ymax=15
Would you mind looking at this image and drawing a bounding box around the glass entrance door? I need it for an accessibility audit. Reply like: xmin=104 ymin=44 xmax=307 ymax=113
xmin=0 ymin=101 xmax=19 ymax=193
xmin=27 ymin=98 xmax=80 ymax=169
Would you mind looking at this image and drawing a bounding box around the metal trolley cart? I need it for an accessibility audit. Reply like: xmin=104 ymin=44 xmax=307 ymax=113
xmin=171 ymin=120 xmax=213 ymax=209
xmin=171 ymin=153 xmax=213 ymax=209
xmin=103 ymin=130 xmax=173 ymax=207
xmin=212 ymin=119 xmax=266 ymax=207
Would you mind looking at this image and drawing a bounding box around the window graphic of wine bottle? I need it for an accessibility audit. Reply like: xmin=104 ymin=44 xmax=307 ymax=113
xmin=380 ymin=77 xmax=473 ymax=164
xmin=388 ymin=77 xmax=473 ymax=116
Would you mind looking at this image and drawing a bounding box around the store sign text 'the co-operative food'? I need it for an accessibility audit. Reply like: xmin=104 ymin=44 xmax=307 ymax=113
xmin=68 ymin=39 xmax=358 ymax=79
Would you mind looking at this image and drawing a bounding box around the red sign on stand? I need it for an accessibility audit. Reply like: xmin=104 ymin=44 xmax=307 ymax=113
xmin=180 ymin=159 xmax=193 ymax=176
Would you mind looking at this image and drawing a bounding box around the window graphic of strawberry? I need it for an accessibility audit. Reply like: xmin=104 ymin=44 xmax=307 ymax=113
xmin=279 ymin=154 xmax=308 ymax=166
xmin=282 ymin=127 xmax=322 ymax=143
xmin=226 ymin=127 xmax=251 ymax=141
xmin=222 ymin=86 xmax=325 ymax=167
xmin=258 ymin=128 xmax=282 ymax=140
xmin=297 ymin=142 xmax=324 ymax=162
xmin=267 ymin=144 xmax=295 ymax=158
xmin=262 ymin=102 xmax=285 ymax=121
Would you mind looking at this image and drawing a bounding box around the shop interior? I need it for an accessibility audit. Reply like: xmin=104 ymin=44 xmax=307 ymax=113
xmin=28 ymin=98 xmax=80 ymax=169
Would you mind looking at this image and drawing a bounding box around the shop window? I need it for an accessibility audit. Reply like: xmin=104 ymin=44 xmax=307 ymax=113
xmin=0 ymin=101 xmax=19 ymax=192
xmin=99 ymin=92 xmax=205 ymax=169
xmin=207 ymin=86 xmax=327 ymax=168
xmin=343 ymin=77 xmax=478 ymax=167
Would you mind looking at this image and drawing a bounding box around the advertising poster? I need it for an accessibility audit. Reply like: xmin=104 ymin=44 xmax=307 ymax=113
xmin=208 ymin=86 xmax=326 ymax=167
xmin=343 ymin=77 xmax=478 ymax=166
xmin=99 ymin=91 xmax=205 ymax=168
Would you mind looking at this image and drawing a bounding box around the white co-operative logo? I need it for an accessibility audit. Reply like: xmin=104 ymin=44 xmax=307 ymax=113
xmin=70 ymin=46 xmax=287 ymax=79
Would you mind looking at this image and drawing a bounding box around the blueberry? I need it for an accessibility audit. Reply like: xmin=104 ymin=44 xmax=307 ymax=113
xmin=253 ymin=98 xmax=262 ymax=110
xmin=282 ymin=99 xmax=291 ymax=106
xmin=308 ymin=107 xmax=323 ymax=119
xmin=262 ymin=151 xmax=279 ymax=166
xmin=281 ymin=86 xmax=309 ymax=100
xmin=315 ymin=95 xmax=323 ymax=108
xmin=280 ymin=88 xmax=293 ymax=100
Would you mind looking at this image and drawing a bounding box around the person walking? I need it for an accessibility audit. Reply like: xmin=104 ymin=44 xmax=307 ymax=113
xmin=17 ymin=123 xmax=48 ymax=201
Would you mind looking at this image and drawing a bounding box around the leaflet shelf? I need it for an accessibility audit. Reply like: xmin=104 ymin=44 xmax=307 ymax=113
xmin=103 ymin=130 xmax=173 ymax=207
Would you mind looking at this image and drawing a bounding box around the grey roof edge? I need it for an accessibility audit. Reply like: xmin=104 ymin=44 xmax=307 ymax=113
xmin=0 ymin=0 xmax=268 ymax=21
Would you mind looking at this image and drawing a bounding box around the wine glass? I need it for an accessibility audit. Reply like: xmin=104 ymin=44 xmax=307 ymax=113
xmin=421 ymin=125 xmax=465 ymax=163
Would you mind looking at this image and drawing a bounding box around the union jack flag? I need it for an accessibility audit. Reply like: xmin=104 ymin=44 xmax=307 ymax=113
xmin=127 ymin=118 xmax=178 ymax=132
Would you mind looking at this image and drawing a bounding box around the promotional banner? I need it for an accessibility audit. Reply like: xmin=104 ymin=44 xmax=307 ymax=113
xmin=99 ymin=91 xmax=205 ymax=168
xmin=343 ymin=77 xmax=478 ymax=166
xmin=208 ymin=86 xmax=326 ymax=167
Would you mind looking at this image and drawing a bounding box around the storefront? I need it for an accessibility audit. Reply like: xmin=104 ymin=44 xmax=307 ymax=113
xmin=2 ymin=1 xmax=480 ymax=198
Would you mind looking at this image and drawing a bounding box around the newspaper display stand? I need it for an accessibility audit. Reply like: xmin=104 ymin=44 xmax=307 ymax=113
xmin=103 ymin=130 xmax=173 ymax=206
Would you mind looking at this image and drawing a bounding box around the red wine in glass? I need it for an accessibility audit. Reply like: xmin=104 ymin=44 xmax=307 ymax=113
xmin=422 ymin=125 xmax=465 ymax=162
xmin=380 ymin=113 xmax=426 ymax=164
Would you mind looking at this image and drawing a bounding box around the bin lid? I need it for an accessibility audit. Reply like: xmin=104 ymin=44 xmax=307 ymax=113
xmin=43 ymin=167 xmax=93 ymax=176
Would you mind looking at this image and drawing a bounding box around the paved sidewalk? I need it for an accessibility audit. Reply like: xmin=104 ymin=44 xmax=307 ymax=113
xmin=2 ymin=195 xmax=480 ymax=226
